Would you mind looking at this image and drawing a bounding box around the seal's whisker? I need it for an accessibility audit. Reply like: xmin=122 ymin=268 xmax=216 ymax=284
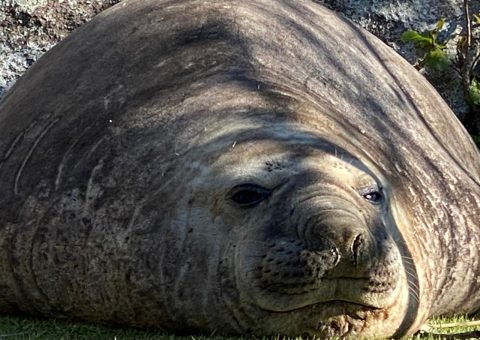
xmin=406 ymin=277 xmax=420 ymax=294
xmin=401 ymin=255 xmax=416 ymax=266
xmin=404 ymin=272 xmax=421 ymax=305
xmin=408 ymin=289 xmax=420 ymax=305
xmin=407 ymin=284 xmax=420 ymax=304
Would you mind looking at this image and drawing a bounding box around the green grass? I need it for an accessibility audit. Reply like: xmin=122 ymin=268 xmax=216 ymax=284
xmin=414 ymin=315 xmax=480 ymax=340
xmin=0 ymin=315 xmax=161 ymax=340
xmin=0 ymin=315 xmax=478 ymax=340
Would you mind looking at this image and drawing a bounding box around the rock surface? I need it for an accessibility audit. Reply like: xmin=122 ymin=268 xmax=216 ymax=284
xmin=0 ymin=0 xmax=120 ymax=98
xmin=1 ymin=0 xmax=479 ymax=116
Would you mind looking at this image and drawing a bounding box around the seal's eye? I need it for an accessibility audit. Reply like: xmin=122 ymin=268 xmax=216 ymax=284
xmin=362 ymin=190 xmax=382 ymax=204
xmin=230 ymin=184 xmax=271 ymax=208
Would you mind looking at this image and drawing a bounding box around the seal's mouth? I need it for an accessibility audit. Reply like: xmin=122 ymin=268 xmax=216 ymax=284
xmin=262 ymin=299 xmax=382 ymax=313
xmin=253 ymin=274 xmax=401 ymax=314
xmin=260 ymin=295 xmax=394 ymax=314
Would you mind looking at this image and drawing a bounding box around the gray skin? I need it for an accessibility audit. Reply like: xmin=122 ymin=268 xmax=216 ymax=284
xmin=0 ymin=0 xmax=479 ymax=338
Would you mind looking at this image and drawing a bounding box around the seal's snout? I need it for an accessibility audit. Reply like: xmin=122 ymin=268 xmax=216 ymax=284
xmin=299 ymin=201 xmax=371 ymax=272
xmin=308 ymin=217 xmax=372 ymax=278
xmin=251 ymin=214 xmax=374 ymax=290
xmin=245 ymin=187 xmax=403 ymax=311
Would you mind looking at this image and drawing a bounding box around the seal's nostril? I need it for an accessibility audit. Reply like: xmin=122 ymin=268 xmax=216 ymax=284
xmin=351 ymin=233 xmax=364 ymax=266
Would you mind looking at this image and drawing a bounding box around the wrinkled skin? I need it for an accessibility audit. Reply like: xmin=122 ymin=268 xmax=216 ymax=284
xmin=0 ymin=0 xmax=479 ymax=338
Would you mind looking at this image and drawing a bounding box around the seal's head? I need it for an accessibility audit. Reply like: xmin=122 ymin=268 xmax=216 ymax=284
xmin=230 ymin=146 xmax=404 ymax=337
xmin=158 ymin=126 xmax=412 ymax=338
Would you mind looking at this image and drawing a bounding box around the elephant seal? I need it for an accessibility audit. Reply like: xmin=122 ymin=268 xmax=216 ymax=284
xmin=0 ymin=0 xmax=479 ymax=338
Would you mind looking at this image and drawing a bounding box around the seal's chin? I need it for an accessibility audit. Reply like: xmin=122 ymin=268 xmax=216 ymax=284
xmin=249 ymin=274 xmax=408 ymax=338
xmin=247 ymin=301 xmax=382 ymax=338
xmin=257 ymin=295 xmax=403 ymax=338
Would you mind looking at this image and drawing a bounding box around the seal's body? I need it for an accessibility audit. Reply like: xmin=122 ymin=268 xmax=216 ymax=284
xmin=0 ymin=0 xmax=479 ymax=337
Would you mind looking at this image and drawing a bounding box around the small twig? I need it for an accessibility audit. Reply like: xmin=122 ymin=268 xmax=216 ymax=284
xmin=428 ymin=319 xmax=480 ymax=329
xmin=0 ymin=332 xmax=29 ymax=338
xmin=472 ymin=52 xmax=480 ymax=73
xmin=462 ymin=0 xmax=473 ymax=91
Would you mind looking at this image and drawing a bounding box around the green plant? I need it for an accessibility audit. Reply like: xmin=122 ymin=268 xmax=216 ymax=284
xmin=456 ymin=4 xmax=480 ymax=117
xmin=469 ymin=78 xmax=480 ymax=106
xmin=401 ymin=1 xmax=480 ymax=136
xmin=401 ymin=19 xmax=451 ymax=71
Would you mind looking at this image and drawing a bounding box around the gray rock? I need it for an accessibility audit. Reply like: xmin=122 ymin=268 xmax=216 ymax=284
xmin=0 ymin=0 xmax=120 ymax=97
xmin=6 ymin=0 xmax=49 ymax=13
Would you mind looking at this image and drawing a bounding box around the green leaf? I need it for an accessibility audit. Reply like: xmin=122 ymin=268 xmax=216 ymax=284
xmin=473 ymin=13 xmax=480 ymax=25
xmin=423 ymin=48 xmax=451 ymax=71
xmin=401 ymin=30 xmax=434 ymax=49
xmin=435 ymin=18 xmax=445 ymax=32
xmin=400 ymin=30 xmax=421 ymax=42
xmin=468 ymin=78 xmax=480 ymax=106
xmin=457 ymin=35 xmax=467 ymax=48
